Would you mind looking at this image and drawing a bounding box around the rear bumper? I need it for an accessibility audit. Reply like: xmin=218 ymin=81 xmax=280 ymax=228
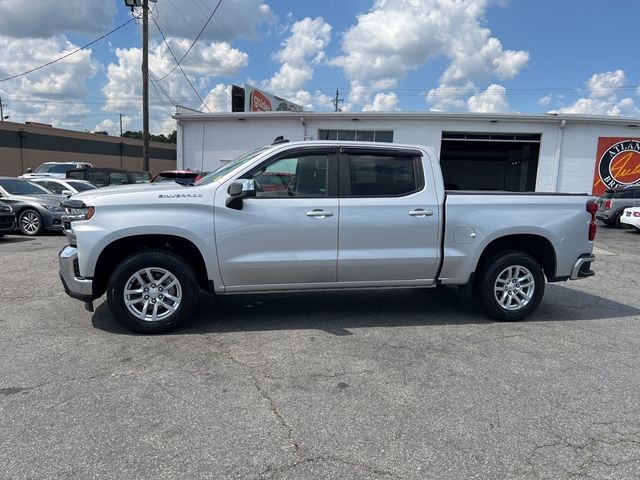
xmin=570 ymin=254 xmax=596 ymax=280
xmin=59 ymin=246 xmax=94 ymax=301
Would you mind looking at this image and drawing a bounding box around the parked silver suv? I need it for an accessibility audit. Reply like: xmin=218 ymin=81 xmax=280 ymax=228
xmin=596 ymin=185 xmax=640 ymax=226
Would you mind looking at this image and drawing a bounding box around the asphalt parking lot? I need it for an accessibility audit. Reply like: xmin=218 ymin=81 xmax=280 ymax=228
xmin=1 ymin=226 xmax=640 ymax=480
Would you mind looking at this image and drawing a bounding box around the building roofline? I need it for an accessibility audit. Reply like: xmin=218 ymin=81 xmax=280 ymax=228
xmin=173 ymin=109 xmax=640 ymax=126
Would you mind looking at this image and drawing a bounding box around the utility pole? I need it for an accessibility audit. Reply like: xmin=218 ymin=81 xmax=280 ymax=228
xmin=142 ymin=0 xmax=150 ymax=172
xmin=331 ymin=89 xmax=343 ymax=112
xmin=119 ymin=113 xmax=125 ymax=137
xmin=0 ymin=97 xmax=7 ymax=121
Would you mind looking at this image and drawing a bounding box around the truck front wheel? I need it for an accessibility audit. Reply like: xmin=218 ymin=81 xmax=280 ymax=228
xmin=107 ymin=249 xmax=200 ymax=334
xmin=476 ymin=252 xmax=545 ymax=321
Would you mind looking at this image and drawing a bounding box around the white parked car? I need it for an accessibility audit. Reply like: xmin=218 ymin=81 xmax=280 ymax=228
xmin=620 ymin=207 xmax=640 ymax=231
xmin=20 ymin=162 xmax=92 ymax=179
xmin=30 ymin=178 xmax=98 ymax=196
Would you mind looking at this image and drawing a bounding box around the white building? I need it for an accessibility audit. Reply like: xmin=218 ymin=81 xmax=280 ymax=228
xmin=174 ymin=110 xmax=640 ymax=195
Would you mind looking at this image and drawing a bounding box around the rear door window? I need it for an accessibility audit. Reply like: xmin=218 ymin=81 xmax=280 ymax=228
xmin=88 ymin=171 xmax=108 ymax=186
xmin=110 ymin=171 xmax=129 ymax=185
xmin=344 ymin=152 xmax=421 ymax=196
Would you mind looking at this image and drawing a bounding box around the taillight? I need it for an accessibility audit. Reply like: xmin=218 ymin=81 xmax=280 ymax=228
xmin=587 ymin=201 xmax=597 ymax=241
xmin=634 ymin=212 xmax=640 ymax=217
xmin=604 ymin=200 xmax=612 ymax=209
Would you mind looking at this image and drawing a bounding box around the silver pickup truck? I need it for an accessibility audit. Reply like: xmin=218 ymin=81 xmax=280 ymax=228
xmin=59 ymin=140 xmax=597 ymax=333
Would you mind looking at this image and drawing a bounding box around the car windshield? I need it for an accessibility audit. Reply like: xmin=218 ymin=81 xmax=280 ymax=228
xmin=0 ymin=179 xmax=52 ymax=195
xmin=34 ymin=163 xmax=75 ymax=174
xmin=195 ymin=146 xmax=272 ymax=186
xmin=67 ymin=182 xmax=97 ymax=192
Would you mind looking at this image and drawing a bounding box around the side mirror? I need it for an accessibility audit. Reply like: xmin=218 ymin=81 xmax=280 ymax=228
xmin=62 ymin=190 xmax=73 ymax=197
xmin=25 ymin=167 xmax=32 ymax=173
xmin=226 ymin=179 xmax=256 ymax=210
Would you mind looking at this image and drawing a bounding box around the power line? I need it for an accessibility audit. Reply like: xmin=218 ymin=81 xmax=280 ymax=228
xmin=155 ymin=0 xmax=223 ymax=81
xmin=149 ymin=71 xmax=178 ymax=106
xmin=0 ymin=18 xmax=136 ymax=83
xmin=152 ymin=18 xmax=210 ymax=112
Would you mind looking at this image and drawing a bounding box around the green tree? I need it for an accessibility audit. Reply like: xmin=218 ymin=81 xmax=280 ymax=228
xmin=120 ymin=130 xmax=176 ymax=144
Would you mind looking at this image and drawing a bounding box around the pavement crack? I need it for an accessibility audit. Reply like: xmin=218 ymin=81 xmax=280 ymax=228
xmin=257 ymin=455 xmax=403 ymax=479
xmin=214 ymin=339 xmax=300 ymax=454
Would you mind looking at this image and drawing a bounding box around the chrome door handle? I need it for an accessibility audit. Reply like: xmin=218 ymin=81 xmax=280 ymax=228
xmin=409 ymin=209 xmax=434 ymax=217
xmin=306 ymin=209 xmax=333 ymax=218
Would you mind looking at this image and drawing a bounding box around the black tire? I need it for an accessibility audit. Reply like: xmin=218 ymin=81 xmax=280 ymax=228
xmin=19 ymin=209 xmax=43 ymax=236
xmin=601 ymin=218 xmax=614 ymax=226
xmin=475 ymin=252 xmax=545 ymax=322
xmin=614 ymin=211 xmax=623 ymax=228
xmin=107 ymin=249 xmax=200 ymax=334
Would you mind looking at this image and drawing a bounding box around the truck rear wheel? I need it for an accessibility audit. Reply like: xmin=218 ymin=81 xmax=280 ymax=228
xmin=107 ymin=249 xmax=200 ymax=334
xmin=476 ymin=252 xmax=545 ymax=321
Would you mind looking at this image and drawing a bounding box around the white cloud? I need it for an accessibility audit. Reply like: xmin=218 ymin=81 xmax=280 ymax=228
xmin=265 ymin=17 xmax=332 ymax=95
xmin=203 ymin=84 xmax=232 ymax=112
xmin=362 ymin=92 xmax=400 ymax=111
xmin=332 ymin=0 xmax=528 ymax=111
xmin=554 ymin=70 xmax=639 ymax=116
xmin=0 ymin=35 xmax=99 ymax=128
xmin=0 ymin=36 xmax=97 ymax=97
xmin=102 ymin=41 xmax=248 ymax=113
xmin=153 ymin=0 xmax=275 ymax=42
xmin=586 ymin=69 xmax=626 ymax=99
xmin=467 ymin=84 xmax=511 ymax=113
xmin=426 ymin=82 xmax=474 ymax=111
xmin=153 ymin=39 xmax=249 ymax=80
xmin=538 ymin=95 xmax=551 ymax=107
xmin=0 ymin=0 xmax=116 ymax=38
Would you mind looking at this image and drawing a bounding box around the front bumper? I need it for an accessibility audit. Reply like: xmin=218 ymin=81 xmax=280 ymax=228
xmin=59 ymin=246 xmax=94 ymax=302
xmin=570 ymin=254 xmax=596 ymax=280
xmin=43 ymin=211 xmax=64 ymax=230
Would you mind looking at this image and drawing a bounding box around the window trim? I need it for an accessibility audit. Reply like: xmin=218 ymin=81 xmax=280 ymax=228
xmin=243 ymin=147 xmax=340 ymax=198
xmin=338 ymin=148 xmax=425 ymax=198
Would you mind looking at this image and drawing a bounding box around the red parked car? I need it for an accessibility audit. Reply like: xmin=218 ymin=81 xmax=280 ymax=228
xmin=253 ymin=172 xmax=294 ymax=193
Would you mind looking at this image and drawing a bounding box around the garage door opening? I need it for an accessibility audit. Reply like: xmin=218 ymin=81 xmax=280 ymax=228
xmin=440 ymin=132 xmax=541 ymax=191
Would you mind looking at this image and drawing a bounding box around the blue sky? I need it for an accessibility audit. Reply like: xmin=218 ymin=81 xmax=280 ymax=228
xmin=0 ymin=0 xmax=639 ymax=134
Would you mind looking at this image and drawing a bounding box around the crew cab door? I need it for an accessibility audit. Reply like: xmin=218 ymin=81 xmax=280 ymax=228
xmin=214 ymin=148 xmax=339 ymax=289
xmin=337 ymin=147 xmax=441 ymax=283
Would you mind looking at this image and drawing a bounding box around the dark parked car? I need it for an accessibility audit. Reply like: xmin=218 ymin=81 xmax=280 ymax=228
xmin=66 ymin=168 xmax=151 ymax=187
xmin=0 ymin=200 xmax=16 ymax=238
xmin=0 ymin=177 xmax=66 ymax=235
xmin=596 ymin=185 xmax=640 ymax=226
xmin=150 ymin=170 xmax=209 ymax=186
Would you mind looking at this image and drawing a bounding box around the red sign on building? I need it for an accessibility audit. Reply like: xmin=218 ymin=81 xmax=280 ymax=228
xmin=592 ymin=137 xmax=640 ymax=196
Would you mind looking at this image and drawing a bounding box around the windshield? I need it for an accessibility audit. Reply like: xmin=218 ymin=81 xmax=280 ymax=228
xmin=67 ymin=181 xmax=97 ymax=192
xmin=35 ymin=163 xmax=75 ymax=174
xmin=0 ymin=179 xmax=53 ymax=195
xmin=195 ymin=146 xmax=272 ymax=186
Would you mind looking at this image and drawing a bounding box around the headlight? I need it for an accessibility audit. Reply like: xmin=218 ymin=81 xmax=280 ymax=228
xmin=62 ymin=199 xmax=95 ymax=222
xmin=0 ymin=204 xmax=12 ymax=213
xmin=41 ymin=203 xmax=63 ymax=212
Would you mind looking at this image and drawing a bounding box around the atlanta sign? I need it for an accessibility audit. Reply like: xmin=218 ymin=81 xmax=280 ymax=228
xmin=592 ymin=137 xmax=640 ymax=196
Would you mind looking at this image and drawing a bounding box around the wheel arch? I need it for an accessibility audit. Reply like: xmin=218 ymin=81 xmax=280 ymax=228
xmin=93 ymin=234 xmax=209 ymax=298
xmin=475 ymin=234 xmax=557 ymax=281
